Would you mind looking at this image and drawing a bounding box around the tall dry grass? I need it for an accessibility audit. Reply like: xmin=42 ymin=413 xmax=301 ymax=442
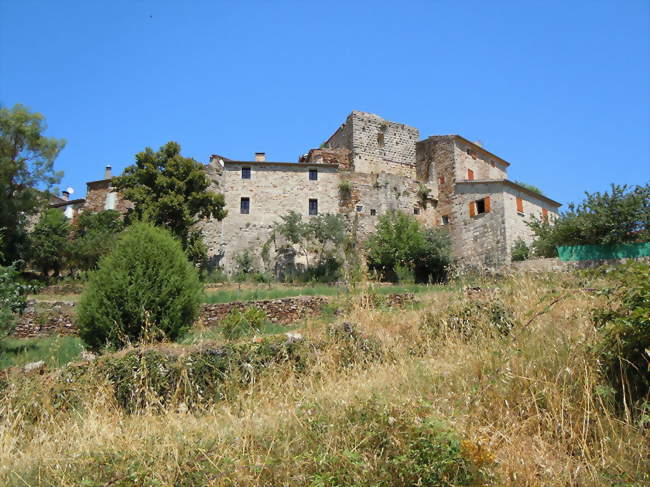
xmin=0 ymin=272 xmax=647 ymax=486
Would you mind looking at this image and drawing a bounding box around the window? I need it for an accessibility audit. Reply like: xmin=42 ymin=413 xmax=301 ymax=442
xmin=309 ymin=169 xmax=318 ymax=181
xmin=469 ymin=196 xmax=491 ymax=217
xmin=467 ymin=169 xmax=474 ymax=181
xmin=516 ymin=197 xmax=524 ymax=214
xmin=438 ymin=176 xmax=445 ymax=185
xmin=542 ymin=208 xmax=549 ymax=222
xmin=241 ymin=167 xmax=251 ymax=179
xmin=356 ymin=205 xmax=363 ymax=212
xmin=441 ymin=215 xmax=450 ymax=225
xmin=413 ymin=207 xmax=420 ymax=215
xmin=104 ymin=192 xmax=117 ymax=210
xmin=309 ymin=198 xmax=318 ymax=215
xmin=370 ymin=209 xmax=377 ymax=216
xmin=240 ymin=197 xmax=250 ymax=214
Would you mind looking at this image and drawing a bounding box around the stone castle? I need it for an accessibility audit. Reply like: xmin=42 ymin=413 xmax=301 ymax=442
xmin=55 ymin=111 xmax=561 ymax=271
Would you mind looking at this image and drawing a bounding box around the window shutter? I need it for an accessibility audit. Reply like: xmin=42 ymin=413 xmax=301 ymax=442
xmin=467 ymin=169 xmax=474 ymax=181
xmin=469 ymin=201 xmax=476 ymax=217
xmin=484 ymin=196 xmax=491 ymax=213
xmin=542 ymin=208 xmax=548 ymax=222
xmin=516 ymin=197 xmax=524 ymax=213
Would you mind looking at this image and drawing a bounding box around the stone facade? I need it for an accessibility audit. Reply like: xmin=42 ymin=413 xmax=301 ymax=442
xmin=75 ymin=110 xmax=561 ymax=271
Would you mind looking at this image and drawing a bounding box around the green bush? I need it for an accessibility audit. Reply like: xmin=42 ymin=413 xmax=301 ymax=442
xmin=367 ymin=211 xmax=451 ymax=283
xmin=76 ymin=223 xmax=202 ymax=350
xmin=0 ymin=264 xmax=31 ymax=338
xmin=28 ymin=208 xmax=70 ymax=277
xmin=593 ymin=262 xmax=650 ymax=409
xmin=511 ymin=237 xmax=530 ymax=262
xmin=69 ymin=210 xmax=124 ymax=272
xmin=221 ymin=307 xmax=269 ymax=340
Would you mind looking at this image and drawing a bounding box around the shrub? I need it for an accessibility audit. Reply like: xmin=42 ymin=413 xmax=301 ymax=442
xmin=76 ymin=223 xmax=202 ymax=350
xmin=69 ymin=210 xmax=124 ymax=272
xmin=511 ymin=237 xmax=530 ymax=262
xmin=367 ymin=211 xmax=451 ymax=283
xmin=593 ymin=262 xmax=650 ymax=409
xmin=28 ymin=208 xmax=70 ymax=277
xmin=221 ymin=307 xmax=268 ymax=340
xmin=338 ymin=180 xmax=352 ymax=199
xmin=0 ymin=264 xmax=31 ymax=338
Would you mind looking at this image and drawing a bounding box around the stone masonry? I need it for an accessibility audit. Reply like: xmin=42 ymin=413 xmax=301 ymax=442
xmin=74 ymin=111 xmax=561 ymax=271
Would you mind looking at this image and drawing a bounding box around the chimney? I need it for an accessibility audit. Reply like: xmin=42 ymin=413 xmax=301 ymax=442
xmin=255 ymin=152 xmax=266 ymax=162
xmin=61 ymin=190 xmax=69 ymax=201
xmin=105 ymin=165 xmax=112 ymax=179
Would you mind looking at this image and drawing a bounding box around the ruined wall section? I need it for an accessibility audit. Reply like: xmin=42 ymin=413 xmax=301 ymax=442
xmin=338 ymin=172 xmax=439 ymax=239
xmin=416 ymin=137 xmax=455 ymax=225
xmin=301 ymin=148 xmax=352 ymax=170
xmin=349 ymin=111 xmax=418 ymax=177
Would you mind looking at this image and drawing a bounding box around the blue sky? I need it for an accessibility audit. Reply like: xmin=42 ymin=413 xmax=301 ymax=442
xmin=1 ymin=0 xmax=648 ymax=208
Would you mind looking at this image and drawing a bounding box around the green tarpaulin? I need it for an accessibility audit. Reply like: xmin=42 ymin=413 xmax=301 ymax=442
xmin=556 ymin=242 xmax=650 ymax=261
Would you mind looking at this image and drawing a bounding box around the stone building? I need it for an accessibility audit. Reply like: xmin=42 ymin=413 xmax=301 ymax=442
xmin=79 ymin=110 xmax=561 ymax=271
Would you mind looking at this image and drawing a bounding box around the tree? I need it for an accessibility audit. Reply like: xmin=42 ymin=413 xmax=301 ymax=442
xmin=0 ymin=104 xmax=65 ymax=264
xmin=69 ymin=210 xmax=124 ymax=271
xmin=0 ymin=263 xmax=31 ymax=339
xmin=113 ymin=141 xmax=226 ymax=266
xmin=511 ymin=238 xmax=530 ymax=262
xmin=28 ymin=209 xmax=70 ymax=278
xmin=76 ymin=223 xmax=202 ymax=351
xmin=528 ymin=183 xmax=649 ymax=257
xmin=366 ymin=211 xmax=451 ymax=283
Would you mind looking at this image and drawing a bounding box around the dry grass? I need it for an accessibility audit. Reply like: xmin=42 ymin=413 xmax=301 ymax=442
xmin=1 ymin=272 xmax=648 ymax=486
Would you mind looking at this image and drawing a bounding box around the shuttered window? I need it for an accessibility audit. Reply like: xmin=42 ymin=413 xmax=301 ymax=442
xmin=542 ymin=208 xmax=549 ymax=222
xmin=516 ymin=197 xmax=524 ymax=213
xmin=467 ymin=169 xmax=474 ymax=181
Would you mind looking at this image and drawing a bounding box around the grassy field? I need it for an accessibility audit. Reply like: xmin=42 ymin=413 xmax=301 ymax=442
xmin=0 ymin=272 xmax=647 ymax=485
xmin=0 ymin=336 xmax=84 ymax=369
xmin=203 ymin=282 xmax=446 ymax=304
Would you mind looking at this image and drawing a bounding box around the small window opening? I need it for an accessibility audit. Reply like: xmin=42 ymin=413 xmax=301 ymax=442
xmin=309 ymin=169 xmax=318 ymax=180
xmin=356 ymin=205 xmax=363 ymax=213
xmin=441 ymin=215 xmax=450 ymax=225
xmin=370 ymin=209 xmax=376 ymax=216
xmin=470 ymin=196 xmax=491 ymax=217
xmin=413 ymin=207 xmax=420 ymax=215
xmin=242 ymin=167 xmax=251 ymax=179
xmin=309 ymin=198 xmax=318 ymax=216
xmin=438 ymin=176 xmax=445 ymax=185
xmin=377 ymin=132 xmax=385 ymax=148
xmin=240 ymin=197 xmax=250 ymax=214
xmin=476 ymin=199 xmax=486 ymax=214
xmin=516 ymin=197 xmax=524 ymax=214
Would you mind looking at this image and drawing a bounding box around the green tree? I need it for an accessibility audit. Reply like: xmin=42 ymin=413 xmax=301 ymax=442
xmin=113 ymin=141 xmax=226 ymax=266
xmin=76 ymin=223 xmax=202 ymax=351
xmin=528 ymin=183 xmax=649 ymax=257
xmin=272 ymin=211 xmax=311 ymax=267
xmin=0 ymin=264 xmax=31 ymax=339
xmin=366 ymin=210 xmax=425 ymax=281
xmin=28 ymin=209 xmax=70 ymax=278
xmin=511 ymin=237 xmax=530 ymax=262
xmin=69 ymin=210 xmax=124 ymax=271
xmin=0 ymin=104 xmax=65 ymax=264
xmin=414 ymin=228 xmax=452 ymax=283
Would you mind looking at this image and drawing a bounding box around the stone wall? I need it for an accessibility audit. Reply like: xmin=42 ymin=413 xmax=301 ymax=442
xmin=201 ymin=161 xmax=340 ymax=273
xmin=339 ymin=172 xmax=439 ymax=238
xmin=452 ymin=138 xmax=508 ymax=181
xmin=501 ymin=184 xmax=560 ymax=261
xmin=451 ymin=183 xmax=508 ymax=266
